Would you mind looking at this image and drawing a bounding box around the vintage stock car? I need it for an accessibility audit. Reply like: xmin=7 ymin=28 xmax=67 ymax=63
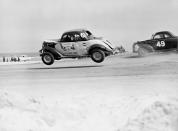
xmin=133 ymin=31 xmax=178 ymax=56
xmin=39 ymin=29 xmax=114 ymax=65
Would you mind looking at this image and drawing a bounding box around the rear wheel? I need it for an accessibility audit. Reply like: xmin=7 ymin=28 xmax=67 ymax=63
xmin=90 ymin=49 xmax=105 ymax=63
xmin=41 ymin=52 xmax=54 ymax=65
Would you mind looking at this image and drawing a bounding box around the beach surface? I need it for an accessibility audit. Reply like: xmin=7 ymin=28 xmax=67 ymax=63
xmin=0 ymin=53 xmax=178 ymax=131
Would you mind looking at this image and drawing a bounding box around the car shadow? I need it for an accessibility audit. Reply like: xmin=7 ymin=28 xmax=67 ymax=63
xmin=29 ymin=65 xmax=103 ymax=70
xmin=123 ymin=55 xmax=141 ymax=58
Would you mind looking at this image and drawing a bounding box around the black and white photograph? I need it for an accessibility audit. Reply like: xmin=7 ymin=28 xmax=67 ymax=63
xmin=0 ymin=0 xmax=178 ymax=131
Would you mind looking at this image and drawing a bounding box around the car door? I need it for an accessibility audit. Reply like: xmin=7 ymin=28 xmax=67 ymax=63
xmin=73 ymin=32 xmax=89 ymax=56
xmin=59 ymin=34 xmax=78 ymax=56
xmin=153 ymin=33 xmax=168 ymax=51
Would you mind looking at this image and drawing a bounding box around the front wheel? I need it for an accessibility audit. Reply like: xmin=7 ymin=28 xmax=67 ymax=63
xmin=41 ymin=52 xmax=54 ymax=65
xmin=138 ymin=47 xmax=148 ymax=57
xmin=90 ymin=49 xmax=105 ymax=63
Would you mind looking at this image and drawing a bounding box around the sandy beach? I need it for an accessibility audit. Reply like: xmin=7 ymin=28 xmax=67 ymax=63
xmin=0 ymin=53 xmax=178 ymax=131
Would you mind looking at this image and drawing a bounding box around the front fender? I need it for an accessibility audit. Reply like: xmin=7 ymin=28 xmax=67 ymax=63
xmin=133 ymin=42 xmax=154 ymax=53
xmin=40 ymin=46 xmax=63 ymax=58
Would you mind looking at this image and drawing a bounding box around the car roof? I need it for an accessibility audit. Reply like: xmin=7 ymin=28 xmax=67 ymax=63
xmin=63 ymin=28 xmax=89 ymax=34
xmin=153 ymin=31 xmax=175 ymax=38
xmin=155 ymin=31 xmax=173 ymax=35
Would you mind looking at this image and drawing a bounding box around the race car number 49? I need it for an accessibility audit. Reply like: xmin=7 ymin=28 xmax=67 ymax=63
xmin=156 ymin=41 xmax=165 ymax=47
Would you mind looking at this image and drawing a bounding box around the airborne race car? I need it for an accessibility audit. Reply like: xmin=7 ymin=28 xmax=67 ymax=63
xmin=133 ymin=31 xmax=178 ymax=56
xmin=39 ymin=29 xmax=114 ymax=65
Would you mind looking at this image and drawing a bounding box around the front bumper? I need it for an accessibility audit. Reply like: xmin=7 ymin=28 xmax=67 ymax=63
xmin=39 ymin=49 xmax=43 ymax=56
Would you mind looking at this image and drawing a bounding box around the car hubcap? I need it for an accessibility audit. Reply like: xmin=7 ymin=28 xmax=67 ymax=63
xmin=93 ymin=52 xmax=102 ymax=61
xmin=44 ymin=55 xmax=51 ymax=63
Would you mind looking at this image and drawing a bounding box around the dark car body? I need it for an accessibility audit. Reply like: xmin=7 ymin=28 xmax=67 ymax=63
xmin=133 ymin=31 xmax=178 ymax=55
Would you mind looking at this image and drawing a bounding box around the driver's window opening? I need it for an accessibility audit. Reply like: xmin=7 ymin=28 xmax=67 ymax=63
xmin=80 ymin=32 xmax=87 ymax=41
xmin=154 ymin=34 xmax=164 ymax=39
xmin=164 ymin=34 xmax=171 ymax=38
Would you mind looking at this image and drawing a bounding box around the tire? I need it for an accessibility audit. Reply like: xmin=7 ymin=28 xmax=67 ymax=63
xmin=90 ymin=49 xmax=105 ymax=63
xmin=41 ymin=52 xmax=54 ymax=65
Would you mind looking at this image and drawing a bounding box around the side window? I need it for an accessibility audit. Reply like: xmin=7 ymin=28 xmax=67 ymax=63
xmin=61 ymin=34 xmax=75 ymax=42
xmin=69 ymin=34 xmax=75 ymax=42
xmin=80 ymin=32 xmax=87 ymax=41
xmin=74 ymin=33 xmax=88 ymax=41
xmin=164 ymin=33 xmax=171 ymax=38
xmin=154 ymin=34 xmax=164 ymax=39
xmin=61 ymin=34 xmax=69 ymax=42
xmin=74 ymin=34 xmax=81 ymax=41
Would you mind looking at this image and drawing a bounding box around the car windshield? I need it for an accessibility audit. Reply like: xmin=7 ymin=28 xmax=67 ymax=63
xmin=154 ymin=34 xmax=164 ymax=39
xmin=85 ymin=30 xmax=92 ymax=36
xmin=85 ymin=30 xmax=95 ymax=40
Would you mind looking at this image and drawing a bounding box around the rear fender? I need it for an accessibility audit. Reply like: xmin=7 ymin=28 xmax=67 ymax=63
xmin=88 ymin=44 xmax=112 ymax=55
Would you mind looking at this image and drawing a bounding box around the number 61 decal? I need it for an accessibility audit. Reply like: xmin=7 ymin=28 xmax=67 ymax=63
xmin=156 ymin=41 xmax=165 ymax=47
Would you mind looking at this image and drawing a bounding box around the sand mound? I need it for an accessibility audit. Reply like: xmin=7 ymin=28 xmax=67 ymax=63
xmin=120 ymin=99 xmax=178 ymax=131
xmin=0 ymin=91 xmax=51 ymax=131
xmin=1 ymin=90 xmax=178 ymax=131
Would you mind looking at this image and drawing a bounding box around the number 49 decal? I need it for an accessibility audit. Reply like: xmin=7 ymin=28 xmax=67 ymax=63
xmin=156 ymin=41 xmax=165 ymax=47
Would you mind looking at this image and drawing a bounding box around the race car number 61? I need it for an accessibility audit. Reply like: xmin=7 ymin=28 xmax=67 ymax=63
xmin=156 ymin=41 xmax=165 ymax=47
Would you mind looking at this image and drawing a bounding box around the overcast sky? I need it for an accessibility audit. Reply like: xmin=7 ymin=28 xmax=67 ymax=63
xmin=1 ymin=0 xmax=178 ymax=53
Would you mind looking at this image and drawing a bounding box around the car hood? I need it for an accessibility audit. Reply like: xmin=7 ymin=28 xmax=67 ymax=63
xmin=136 ymin=39 xmax=153 ymax=44
xmin=93 ymin=36 xmax=103 ymax=40
xmin=44 ymin=39 xmax=60 ymax=43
